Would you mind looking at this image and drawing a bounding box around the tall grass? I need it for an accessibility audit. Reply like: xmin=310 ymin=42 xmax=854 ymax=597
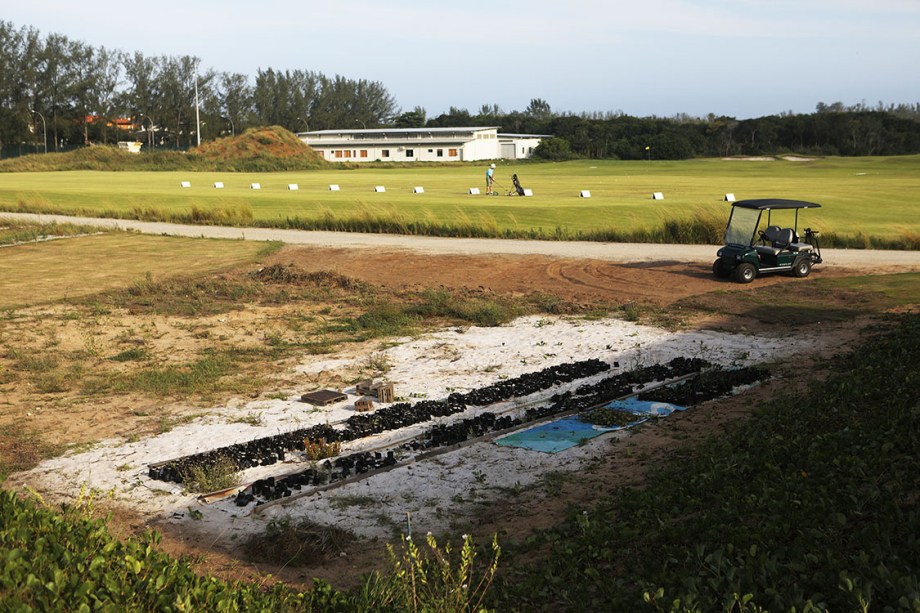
xmin=0 ymin=221 xmax=99 ymax=246
xmin=269 ymin=208 xmax=728 ymax=244
xmin=12 ymin=200 xmax=255 ymax=227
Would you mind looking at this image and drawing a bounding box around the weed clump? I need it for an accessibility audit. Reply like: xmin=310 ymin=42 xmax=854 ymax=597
xmin=178 ymin=454 xmax=239 ymax=493
xmin=244 ymin=517 xmax=354 ymax=566
xmin=303 ymin=437 xmax=341 ymax=461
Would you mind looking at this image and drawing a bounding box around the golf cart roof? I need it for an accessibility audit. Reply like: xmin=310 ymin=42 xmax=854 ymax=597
xmin=732 ymin=198 xmax=822 ymax=210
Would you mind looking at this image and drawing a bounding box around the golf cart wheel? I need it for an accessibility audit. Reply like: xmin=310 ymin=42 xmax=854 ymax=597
xmin=734 ymin=262 xmax=757 ymax=284
xmin=793 ymin=258 xmax=812 ymax=278
xmin=712 ymin=259 xmax=732 ymax=279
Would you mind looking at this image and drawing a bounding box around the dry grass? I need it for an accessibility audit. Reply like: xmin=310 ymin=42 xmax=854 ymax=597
xmin=243 ymin=516 xmax=355 ymax=566
xmin=0 ymin=233 xmax=271 ymax=309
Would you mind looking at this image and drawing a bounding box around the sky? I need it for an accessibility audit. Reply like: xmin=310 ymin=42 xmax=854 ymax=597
xmin=4 ymin=0 xmax=920 ymax=119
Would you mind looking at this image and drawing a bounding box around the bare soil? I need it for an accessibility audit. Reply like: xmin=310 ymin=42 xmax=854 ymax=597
xmin=1 ymin=242 xmax=909 ymax=592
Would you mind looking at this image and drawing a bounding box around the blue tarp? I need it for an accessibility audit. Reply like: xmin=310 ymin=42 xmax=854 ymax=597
xmin=604 ymin=398 xmax=686 ymax=417
xmin=495 ymin=398 xmax=686 ymax=453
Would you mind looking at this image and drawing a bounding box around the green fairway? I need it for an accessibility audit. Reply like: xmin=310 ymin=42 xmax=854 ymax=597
xmin=2 ymin=156 xmax=919 ymax=244
xmin=0 ymin=234 xmax=271 ymax=309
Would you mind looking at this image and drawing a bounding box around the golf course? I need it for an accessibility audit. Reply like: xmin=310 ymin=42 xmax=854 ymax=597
xmin=3 ymin=154 xmax=920 ymax=246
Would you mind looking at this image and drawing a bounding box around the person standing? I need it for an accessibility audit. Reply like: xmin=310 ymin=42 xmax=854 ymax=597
xmin=485 ymin=163 xmax=496 ymax=194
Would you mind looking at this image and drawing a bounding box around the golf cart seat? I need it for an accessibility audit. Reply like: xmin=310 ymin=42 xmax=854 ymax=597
xmin=778 ymin=227 xmax=815 ymax=252
xmin=755 ymin=225 xmax=790 ymax=256
xmin=788 ymin=232 xmax=814 ymax=252
xmin=757 ymin=226 xmax=815 ymax=256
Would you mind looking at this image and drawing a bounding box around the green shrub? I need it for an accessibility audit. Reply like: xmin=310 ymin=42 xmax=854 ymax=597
xmin=0 ymin=490 xmax=348 ymax=611
xmin=493 ymin=312 xmax=920 ymax=611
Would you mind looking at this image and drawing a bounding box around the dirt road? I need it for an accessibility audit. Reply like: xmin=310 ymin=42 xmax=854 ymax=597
xmin=4 ymin=211 xmax=920 ymax=269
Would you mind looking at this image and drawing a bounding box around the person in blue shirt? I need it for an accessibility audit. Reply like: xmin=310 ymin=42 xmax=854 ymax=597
xmin=485 ymin=163 xmax=496 ymax=194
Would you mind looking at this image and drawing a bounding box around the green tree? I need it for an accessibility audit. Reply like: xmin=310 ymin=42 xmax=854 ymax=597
xmin=525 ymin=97 xmax=553 ymax=120
xmin=395 ymin=106 xmax=426 ymax=128
xmin=533 ymin=135 xmax=577 ymax=160
xmin=123 ymin=52 xmax=160 ymax=148
xmin=216 ymin=72 xmax=252 ymax=136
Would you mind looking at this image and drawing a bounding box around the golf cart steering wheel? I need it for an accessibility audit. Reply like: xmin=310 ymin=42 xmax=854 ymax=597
xmin=758 ymin=230 xmax=768 ymax=243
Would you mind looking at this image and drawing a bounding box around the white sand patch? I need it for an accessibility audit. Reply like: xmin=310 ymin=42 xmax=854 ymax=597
xmin=12 ymin=314 xmax=816 ymax=542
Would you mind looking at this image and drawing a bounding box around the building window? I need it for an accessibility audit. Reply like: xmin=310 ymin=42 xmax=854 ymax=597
xmin=406 ymin=149 xmax=414 ymax=157
xmin=360 ymin=150 xmax=368 ymax=158
xmin=334 ymin=150 xmax=343 ymax=158
xmin=381 ymin=149 xmax=390 ymax=158
xmin=437 ymin=149 xmax=443 ymax=157
xmin=344 ymin=150 xmax=352 ymax=158
xmin=449 ymin=148 xmax=458 ymax=157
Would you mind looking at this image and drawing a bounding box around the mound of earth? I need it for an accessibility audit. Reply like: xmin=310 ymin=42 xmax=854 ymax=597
xmin=0 ymin=126 xmax=326 ymax=173
xmin=193 ymin=126 xmax=326 ymax=171
xmin=0 ymin=143 xmax=143 ymax=172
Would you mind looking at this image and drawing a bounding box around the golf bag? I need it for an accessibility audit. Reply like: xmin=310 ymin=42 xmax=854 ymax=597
xmin=510 ymin=173 xmax=525 ymax=196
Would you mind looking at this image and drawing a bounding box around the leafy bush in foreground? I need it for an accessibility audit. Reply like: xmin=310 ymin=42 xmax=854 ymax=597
xmin=494 ymin=313 xmax=920 ymax=611
xmin=0 ymin=491 xmax=346 ymax=611
xmin=0 ymin=489 xmax=501 ymax=612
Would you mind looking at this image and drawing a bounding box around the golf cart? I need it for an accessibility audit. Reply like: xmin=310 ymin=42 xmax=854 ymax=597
xmin=713 ymin=198 xmax=823 ymax=283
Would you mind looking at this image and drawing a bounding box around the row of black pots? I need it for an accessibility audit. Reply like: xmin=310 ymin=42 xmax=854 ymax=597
xmin=234 ymin=359 xmax=762 ymax=507
xmin=149 ymin=358 xmax=612 ymax=484
xmin=153 ymin=357 xmax=715 ymax=485
xmin=638 ymin=365 xmax=769 ymax=406
xmin=235 ymin=450 xmax=399 ymax=506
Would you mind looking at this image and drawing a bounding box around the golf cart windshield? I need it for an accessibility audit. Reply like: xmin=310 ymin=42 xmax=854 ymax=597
xmin=724 ymin=206 xmax=761 ymax=246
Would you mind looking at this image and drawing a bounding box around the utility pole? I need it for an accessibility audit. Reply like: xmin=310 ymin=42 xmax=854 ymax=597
xmin=194 ymin=77 xmax=201 ymax=147
xmin=29 ymin=110 xmax=47 ymax=154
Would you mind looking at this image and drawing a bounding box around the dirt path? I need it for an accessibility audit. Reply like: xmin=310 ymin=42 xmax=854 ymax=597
xmin=4 ymin=211 xmax=920 ymax=269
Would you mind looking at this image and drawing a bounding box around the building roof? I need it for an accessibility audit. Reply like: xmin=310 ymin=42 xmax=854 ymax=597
xmin=300 ymin=126 xmax=500 ymax=138
xmin=498 ymin=133 xmax=552 ymax=139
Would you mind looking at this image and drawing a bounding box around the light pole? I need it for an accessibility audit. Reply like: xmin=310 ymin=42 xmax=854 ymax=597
xmin=298 ymin=117 xmax=309 ymax=132
xmin=223 ymin=116 xmax=235 ymax=137
xmin=194 ymin=77 xmax=201 ymax=147
xmin=355 ymin=119 xmax=367 ymax=130
xmin=141 ymin=114 xmax=155 ymax=149
xmin=29 ymin=109 xmax=47 ymax=154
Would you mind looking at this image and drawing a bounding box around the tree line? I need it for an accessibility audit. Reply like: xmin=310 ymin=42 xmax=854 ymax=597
xmin=2 ymin=20 xmax=919 ymax=160
xmin=0 ymin=21 xmax=398 ymax=154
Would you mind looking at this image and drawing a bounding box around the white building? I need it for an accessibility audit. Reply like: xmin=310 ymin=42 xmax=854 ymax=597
xmin=499 ymin=133 xmax=544 ymax=160
xmin=297 ymin=126 xmax=544 ymax=163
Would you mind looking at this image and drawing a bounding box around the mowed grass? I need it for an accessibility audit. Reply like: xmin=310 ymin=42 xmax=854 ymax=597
xmin=0 ymin=233 xmax=271 ymax=309
xmin=1 ymin=155 xmax=919 ymax=243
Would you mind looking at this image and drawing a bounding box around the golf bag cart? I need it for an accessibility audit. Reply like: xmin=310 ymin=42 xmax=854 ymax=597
xmin=713 ymin=198 xmax=823 ymax=283
xmin=508 ymin=173 xmax=526 ymax=196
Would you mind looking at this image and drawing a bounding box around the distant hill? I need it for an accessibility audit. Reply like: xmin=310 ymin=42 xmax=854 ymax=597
xmin=0 ymin=126 xmax=327 ymax=172
xmin=193 ymin=125 xmax=327 ymax=171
